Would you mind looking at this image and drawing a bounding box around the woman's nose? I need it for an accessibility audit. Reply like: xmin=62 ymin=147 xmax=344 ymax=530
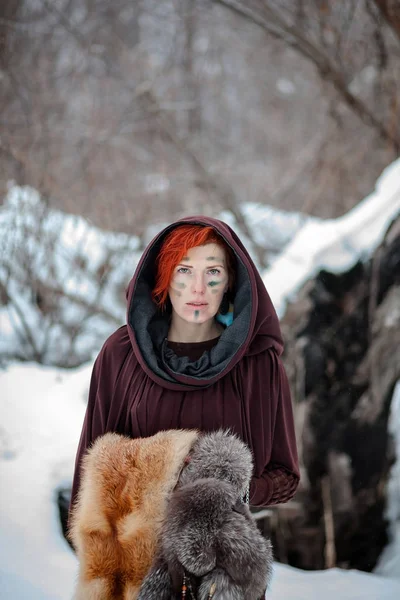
xmin=191 ymin=274 xmax=206 ymax=294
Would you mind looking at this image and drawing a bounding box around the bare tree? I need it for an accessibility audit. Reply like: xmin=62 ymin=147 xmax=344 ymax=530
xmin=215 ymin=0 xmax=400 ymax=152
xmin=1 ymin=0 xmax=399 ymax=237
xmin=0 ymin=186 xmax=136 ymax=366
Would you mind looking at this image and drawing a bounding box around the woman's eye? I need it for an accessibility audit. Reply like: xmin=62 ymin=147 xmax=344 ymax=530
xmin=177 ymin=267 xmax=190 ymax=274
xmin=208 ymin=269 xmax=221 ymax=276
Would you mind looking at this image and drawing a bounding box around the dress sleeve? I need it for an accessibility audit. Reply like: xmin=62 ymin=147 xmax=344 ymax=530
xmin=245 ymin=349 xmax=300 ymax=507
xmin=68 ymin=339 xmax=114 ymax=522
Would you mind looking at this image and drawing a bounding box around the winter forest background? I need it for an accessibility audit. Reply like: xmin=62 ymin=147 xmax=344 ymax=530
xmin=1 ymin=1 xmax=400 ymax=598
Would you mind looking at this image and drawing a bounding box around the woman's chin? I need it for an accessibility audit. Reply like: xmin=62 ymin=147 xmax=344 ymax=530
xmin=181 ymin=311 xmax=215 ymax=325
xmin=185 ymin=314 xmax=210 ymax=324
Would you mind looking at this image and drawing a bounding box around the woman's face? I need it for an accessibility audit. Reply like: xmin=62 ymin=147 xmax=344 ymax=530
xmin=168 ymin=243 xmax=229 ymax=326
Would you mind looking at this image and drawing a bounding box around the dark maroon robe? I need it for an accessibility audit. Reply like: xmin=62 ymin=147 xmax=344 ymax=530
xmin=70 ymin=216 xmax=299 ymax=516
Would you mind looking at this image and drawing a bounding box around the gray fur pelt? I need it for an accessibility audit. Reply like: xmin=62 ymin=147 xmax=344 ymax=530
xmin=138 ymin=430 xmax=273 ymax=599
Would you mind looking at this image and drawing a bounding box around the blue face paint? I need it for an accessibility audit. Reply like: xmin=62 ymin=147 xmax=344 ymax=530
xmin=194 ymin=310 xmax=200 ymax=319
xmin=208 ymin=281 xmax=222 ymax=287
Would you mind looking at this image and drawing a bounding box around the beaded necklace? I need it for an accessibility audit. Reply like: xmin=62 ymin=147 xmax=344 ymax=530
xmin=181 ymin=574 xmax=216 ymax=599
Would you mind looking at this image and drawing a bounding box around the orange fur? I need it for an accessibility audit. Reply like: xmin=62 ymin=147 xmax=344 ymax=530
xmin=69 ymin=430 xmax=199 ymax=600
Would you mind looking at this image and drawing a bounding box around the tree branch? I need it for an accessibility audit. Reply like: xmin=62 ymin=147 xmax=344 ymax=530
xmin=147 ymin=90 xmax=268 ymax=268
xmin=0 ymin=282 xmax=42 ymax=361
xmin=215 ymin=0 xmax=400 ymax=153
xmin=372 ymin=0 xmax=400 ymax=42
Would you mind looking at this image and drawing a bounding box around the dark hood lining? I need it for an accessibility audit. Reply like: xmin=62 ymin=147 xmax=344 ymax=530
xmin=128 ymin=224 xmax=252 ymax=384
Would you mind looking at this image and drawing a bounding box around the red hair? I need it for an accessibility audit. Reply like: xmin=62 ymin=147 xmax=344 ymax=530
xmin=152 ymin=225 xmax=235 ymax=309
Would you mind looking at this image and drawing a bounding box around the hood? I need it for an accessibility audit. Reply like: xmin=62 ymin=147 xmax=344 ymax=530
xmin=126 ymin=215 xmax=283 ymax=390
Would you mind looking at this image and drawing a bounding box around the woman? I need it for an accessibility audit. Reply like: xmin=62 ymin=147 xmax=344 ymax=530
xmin=70 ymin=215 xmax=299 ymax=513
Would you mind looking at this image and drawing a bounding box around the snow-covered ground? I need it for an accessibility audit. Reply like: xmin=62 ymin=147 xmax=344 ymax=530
xmin=0 ymin=158 xmax=400 ymax=599
xmin=1 ymin=363 xmax=400 ymax=600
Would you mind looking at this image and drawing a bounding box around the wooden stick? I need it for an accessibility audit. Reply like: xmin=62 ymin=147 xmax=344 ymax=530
xmin=322 ymin=475 xmax=336 ymax=569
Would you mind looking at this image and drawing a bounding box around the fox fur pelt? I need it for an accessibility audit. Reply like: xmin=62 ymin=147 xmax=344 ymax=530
xmin=69 ymin=429 xmax=273 ymax=600
xmin=69 ymin=429 xmax=199 ymax=600
xmin=137 ymin=430 xmax=273 ymax=599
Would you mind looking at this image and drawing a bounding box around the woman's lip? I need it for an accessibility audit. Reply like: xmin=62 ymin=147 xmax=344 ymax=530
xmin=187 ymin=302 xmax=208 ymax=307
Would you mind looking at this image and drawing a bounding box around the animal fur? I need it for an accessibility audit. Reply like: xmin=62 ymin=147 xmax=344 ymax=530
xmin=69 ymin=429 xmax=199 ymax=600
xmin=138 ymin=431 xmax=273 ymax=600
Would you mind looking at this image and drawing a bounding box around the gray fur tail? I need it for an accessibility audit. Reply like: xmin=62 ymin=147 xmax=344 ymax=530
xmin=198 ymin=568 xmax=244 ymax=600
xmin=137 ymin=557 xmax=172 ymax=600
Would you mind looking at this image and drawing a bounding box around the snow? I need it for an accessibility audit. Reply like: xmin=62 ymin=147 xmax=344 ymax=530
xmin=269 ymin=563 xmax=400 ymax=599
xmin=1 ymin=363 xmax=400 ymax=600
xmin=0 ymin=185 xmax=314 ymax=366
xmin=276 ymin=78 xmax=296 ymax=95
xmin=0 ymin=364 xmax=90 ymax=599
xmin=0 ymin=185 xmax=142 ymax=365
xmin=263 ymin=158 xmax=400 ymax=318
xmin=1 ymin=157 xmax=400 ymax=598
